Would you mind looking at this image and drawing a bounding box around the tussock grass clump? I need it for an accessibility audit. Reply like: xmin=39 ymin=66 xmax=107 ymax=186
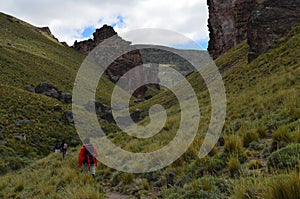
xmin=271 ymin=127 xmax=291 ymax=151
xmin=248 ymin=159 xmax=263 ymax=170
xmin=228 ymin=156 xmax=241 ymax=177
xmin=256 ymin=125 xmax=267 ymax=138
xmin=224 ymin=134 xmax=243 ymax=154
xmin=292 ymin=129 xmax=300 ymax=143
xmin=265 ymin=173 xmax=300 ymax=199
xmin=120 ymin=173 xmax=134 ymax=185
xmin=231 ymin=178 xmax=266 ymax=199
xmin=242 ymin=130 xmax=259 ymax=147
xmin=161 ymin=176 xmax=230 ymax=198
xmin=142 ymin=181 xmax=150 ymax=190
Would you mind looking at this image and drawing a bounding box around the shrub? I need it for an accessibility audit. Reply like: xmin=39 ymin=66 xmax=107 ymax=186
xmin=267 ymin=144 xmax=300 ymax=171
xmin=224 ymin=135 xmax=243 ymax=154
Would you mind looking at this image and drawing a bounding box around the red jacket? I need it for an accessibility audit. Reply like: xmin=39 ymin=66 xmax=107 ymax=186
xmin=78 ymin=144 xmax=98 ymax=167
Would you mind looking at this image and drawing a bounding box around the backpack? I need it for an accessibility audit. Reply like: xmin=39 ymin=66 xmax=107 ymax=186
xmin=84 ymin=144 xmax=96 ymax=165
xmin=63 ymin=143 xmax=68 ymax=150
xmin=55 ymin=142 xmax=61 ymax=149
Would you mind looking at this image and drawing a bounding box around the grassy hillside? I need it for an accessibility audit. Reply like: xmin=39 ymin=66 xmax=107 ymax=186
xmin=1 ymin=12 xmax=300 ymax=199
xmin=0 ymin=12 xmax=116 ymax=174
xmin=0 ymin=149 xmax=105 ymax=199
xmin=98 ymin=22 xmax=300 ymax=198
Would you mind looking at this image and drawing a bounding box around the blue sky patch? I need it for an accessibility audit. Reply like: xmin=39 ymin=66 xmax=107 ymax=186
xmin=172 ymin=38 xmax=208 ymax=50
xmin=81 ymin=26 xmax=95 ymax=39
xmin=111 ymin=15 xmax=125 ymax=28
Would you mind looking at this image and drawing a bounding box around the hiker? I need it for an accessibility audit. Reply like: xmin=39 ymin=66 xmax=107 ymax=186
xmin=61 ymin=139 xmax=68 ymax=159
xmin=54 ymin=141 xmax=61 ymax=153
xmin=78 ymin=138 xmax=98 ymax=178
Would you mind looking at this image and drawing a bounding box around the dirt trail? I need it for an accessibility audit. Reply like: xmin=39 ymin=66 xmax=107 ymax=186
xmin=106 ymin=191 xmax=130 ymax=199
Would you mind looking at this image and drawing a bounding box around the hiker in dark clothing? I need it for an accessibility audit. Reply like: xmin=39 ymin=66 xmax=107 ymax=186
xmin=54 ymin=141 xmax=61 ymax=153
xmin=61 ymin=139 xmax=68 ymax=159
xmin=78 ymin=138 xmax=98 ymax=178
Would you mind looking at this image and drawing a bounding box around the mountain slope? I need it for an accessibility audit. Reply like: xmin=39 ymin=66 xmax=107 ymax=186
xmin=0 ymin=149 xmax=104 ymax=199
xmin=0 ymin=12 xmax=300 ymax=199
xmin=0 ymin=12 xmax=116 ymax=174
xmin=98 ymin=22 xmax=300 ymax=198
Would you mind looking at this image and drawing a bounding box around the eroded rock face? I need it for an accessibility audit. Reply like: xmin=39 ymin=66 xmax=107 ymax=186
xmin=73 ymin=25 xmax=117 ymax=54
xmin=72 ymin=25 xmax=160 ymax=97
xmin=207 ymin=0 xmax=257 ymax=60
xmin=208 ymin=0 xmax=300 ymax=62
xmin=247 ymin=0 xmax=300 ymax=62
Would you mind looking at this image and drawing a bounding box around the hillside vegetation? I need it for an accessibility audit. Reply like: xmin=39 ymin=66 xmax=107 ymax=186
xmin=0 ymin=12 xmax=116 ymax=174
xmin=0 ymin=12 xmax=300 ymax=199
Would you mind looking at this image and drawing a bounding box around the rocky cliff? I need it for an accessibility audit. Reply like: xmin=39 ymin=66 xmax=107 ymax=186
xmin=207 ymin=0 xmax=257 ymax=60
xmin=72 ymin=25 xmax=159 ymax=97
xmin=207 ymin=0 xmax=300 ymax=62
xmin=73 ymin=25 xmax=117 ymax=54
xmin=247 ymin=0 xmax=300 ymax=62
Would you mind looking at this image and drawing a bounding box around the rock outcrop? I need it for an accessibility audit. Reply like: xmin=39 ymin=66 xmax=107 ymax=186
xmin=73 ymin=25 xmax=117 ymax=54
xmin=207 ymin=0 xmax=300 ymax=62
xmin=207 ymin=0 xmax=257 ymax=60
xmin=38 ymin=27 xmax=68 ymax=46
xmin=247 ymin=0 xmax=300 ymax=62
xmin=34 ymin=82 xmax=72 ymax=104
xmin=72 ymin=25 xmax=160 ymax=97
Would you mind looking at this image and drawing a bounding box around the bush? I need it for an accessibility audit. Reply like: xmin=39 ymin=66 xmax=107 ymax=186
xmin=267 ymin=144 xmax=300 ymax=171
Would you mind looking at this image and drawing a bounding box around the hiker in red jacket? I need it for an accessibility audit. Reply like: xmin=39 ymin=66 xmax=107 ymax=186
xmin=78 ymin=138 xmax=98 ymax=178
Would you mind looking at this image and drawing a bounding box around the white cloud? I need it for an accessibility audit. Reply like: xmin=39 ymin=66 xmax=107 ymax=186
xmin=0 ymin=0 xmax=208 ymax=47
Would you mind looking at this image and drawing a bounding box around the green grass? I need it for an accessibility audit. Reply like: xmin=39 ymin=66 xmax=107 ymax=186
xmin=0 ymin=149 xmax=104 ymax=199
xmin=0 ymin=12 xmax=300 ymax=199
xmin=0 ymin=12 xmax=116 ymax=173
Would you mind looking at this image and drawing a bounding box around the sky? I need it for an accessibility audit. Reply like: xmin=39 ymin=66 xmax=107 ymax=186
xmin=0 ymin=0 xmax=209 ymax=50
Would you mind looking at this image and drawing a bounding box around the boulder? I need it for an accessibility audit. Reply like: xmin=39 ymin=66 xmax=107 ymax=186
xmin=35 ymin=82 xmax=61 ymax=99
xmin=15 ymin=118 xmax=31 ymax=126
xmin=13 ymin=133 xmax=26 ymax=141
xmin=60 ymin=93 xmax=72 ymax=104
xmin=53 ymin=104 xmax=62 ymax=111
xmin=85 ymin=100 xmax=115 ymax=123
xmin=62 ymin=110 xmax=74 ymax=124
